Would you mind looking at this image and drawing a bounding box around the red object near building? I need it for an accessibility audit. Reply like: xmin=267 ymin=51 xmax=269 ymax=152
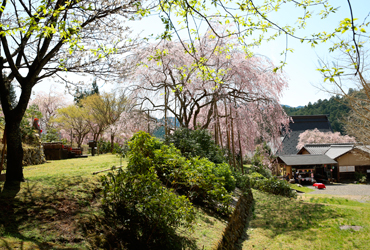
xmin=313 ymin=183 xmax=326 ymax=189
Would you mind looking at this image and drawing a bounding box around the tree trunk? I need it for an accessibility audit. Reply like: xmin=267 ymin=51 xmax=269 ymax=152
xmin=230 ymin=107 xmax=237 ymax=171
xmin=224 ymin=101 xmax=232 ymax=166
xmin=237 ymin=128 xmax=244 ymax=174
xmin=164 ymin=85 xmax=168 ymax=136
xmin=111 ymin=134 xmax=114 ymax=153
xmin=5 ymin=120 xmax=24 ymax=182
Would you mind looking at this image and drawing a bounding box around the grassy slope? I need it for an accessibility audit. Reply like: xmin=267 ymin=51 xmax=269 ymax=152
xmin=1 ymin=155 xmax=368 ymax=249
xmin=0 ymin=154 xmax=227 ymax=250
xmin=243 ymin=190 xmax=370 ymax=250
xmin=0 ymin=154 xmax=125 ymax=250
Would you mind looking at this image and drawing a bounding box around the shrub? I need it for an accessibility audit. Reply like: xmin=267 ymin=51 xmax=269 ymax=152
xmin=41 ymin=127 xmax=60 ymax=142
xmin=232 ymin=170 xmax=252 ymax=191
xmin=20 ymin=104 xmax=43 ymax=145
xmin=179 ymin=157 xmax=233 ymax=212
xmin=127 ymin=131 xmax=162 ymax=174
xmin=354 ymin=171 xmax=367 ymax=183
xmin=232 ymin=169 xmax=295 ymax=198
xmin=128 ymin=131 xmax=234 ymax=213
xmin=251 ymin=143 xmax=274 ymax=178
xmin=101 ymin=167 xmax=195 ymax=248
xmin=98 ymin=140 xmax=124 ymax=154
xmin=253 ymin=177 xmax=296 ymax=198
xmin=165 ymin=128 xmax=226 ymax=163
xmin=213 ymin=162 xmax=236 ymax=192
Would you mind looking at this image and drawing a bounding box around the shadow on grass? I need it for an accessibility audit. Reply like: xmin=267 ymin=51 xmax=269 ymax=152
xmin=250 ymin=190 xmax=341 ymax=237
xmin=0 ymin=177 xmax=97 ymax=249
xmin=81 ymin=212 xmax=199 ymax=250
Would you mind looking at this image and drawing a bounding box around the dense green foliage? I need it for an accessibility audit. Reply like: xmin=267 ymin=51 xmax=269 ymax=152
xmin=129 ymin=131 xmax=234 ymax=211
xmin=165 ymin=128 xmax=226 ymax=164
xmin=283 ymin=94 xmax=351 ymax=134
xmin=253 ymin=177 xmax=296 ymax=198
xmin=354 ymin=171 xmax=367 ymax=183
xmin=101 ymin=167 xmax=195 ymax=249
xmin=98 ymin=140 xmax=123 ymax=154
xmin=234 ymin=169 xmax=296 ymax=198
xmin=100 ymin=131 xmax=236 ymax=247
xmin=41 ymin=127 xmax=60 ymax=142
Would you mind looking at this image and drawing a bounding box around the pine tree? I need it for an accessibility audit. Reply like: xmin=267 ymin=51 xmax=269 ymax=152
xmin=74 ymin=78 xmax=100 ymax=104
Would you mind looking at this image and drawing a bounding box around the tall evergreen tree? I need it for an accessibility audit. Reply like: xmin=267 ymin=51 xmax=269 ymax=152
xmin=74 ymin=78 xmax=100 ymax=105
xmin=9 ymin=83 xmax=17 ymax=109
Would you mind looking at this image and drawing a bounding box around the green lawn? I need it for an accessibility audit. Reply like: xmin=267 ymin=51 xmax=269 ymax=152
xmin=0 ymin=154 xmax=125 ymax=250
xmin=1 ymin=156 xmax=369 ymax=249
xmin=243 ymin=190 xmax=370 ymax=250
xmin=290 ymin=183 xmax=315 ymax=193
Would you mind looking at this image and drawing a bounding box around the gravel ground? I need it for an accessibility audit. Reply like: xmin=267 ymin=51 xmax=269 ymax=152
xmin=301 ymin=183 xmax=370 ymax=202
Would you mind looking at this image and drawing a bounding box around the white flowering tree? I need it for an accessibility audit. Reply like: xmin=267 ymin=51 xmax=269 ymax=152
xmin=297 ymin=128 xmax=356 ymax=150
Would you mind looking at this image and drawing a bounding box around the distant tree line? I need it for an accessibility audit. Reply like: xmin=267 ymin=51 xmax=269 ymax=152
xmin=282 ymin=89 xmax=360 ymax=135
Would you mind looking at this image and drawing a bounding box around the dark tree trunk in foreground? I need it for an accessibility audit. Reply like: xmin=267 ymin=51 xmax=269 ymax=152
xmin=5 ymin=120 xmax=24 ymax=182
xmin=1 ymin=82 xmax=31 ymax=183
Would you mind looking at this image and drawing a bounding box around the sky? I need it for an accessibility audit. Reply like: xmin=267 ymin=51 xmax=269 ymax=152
xmin=32 ymin=0 xmax=369 ymax=108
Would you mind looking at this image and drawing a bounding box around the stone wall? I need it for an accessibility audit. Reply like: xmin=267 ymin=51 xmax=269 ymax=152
xmin=22 ymin=146 xmax=46 ymax=166
xmin=0 ymin=145 xmax=46 ymax=168
xmin=215 ymin=189 xmax=254 ymax=250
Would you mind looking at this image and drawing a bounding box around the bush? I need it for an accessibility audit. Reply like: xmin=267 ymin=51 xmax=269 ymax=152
xmin=129 ymin=131 xmax=234 ymax=213
xmin=101 ymin=167 xmax=195 ymax=248
xmin=41 ymin=127 xmax=60 ymax=142
xmin=250 ymin=143 xmax=273 ymax=178
xmin=127 ymin=131 xmax=162 ymax=174
xmin=253 ymin=177 xmax=296 ymax=198
xmin=213 ymin=162 xmax=236 ymax=192
xmin=232 ymin=169 xmax=295 ymax=198
xmin=178 ymin=157 xmax=233 ymax=212
xmin=354 ymin=171 xmax=367 ymax=183
xmin=232 ymin=170 xmax=252 ymax=191
xmin=98 ymin=139 xmax=124 ymax=154
xmin=20 ymin=104 xmax=42 ymax=145
xmin=165 ymin=128 xmax=226 ymax=164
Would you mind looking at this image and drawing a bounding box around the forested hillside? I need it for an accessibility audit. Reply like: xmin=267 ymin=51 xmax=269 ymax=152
xmin=283 ymin=94 xmax=353 ymax=134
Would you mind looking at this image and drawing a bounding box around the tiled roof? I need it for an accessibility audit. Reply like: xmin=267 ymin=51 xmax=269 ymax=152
xmin=355 ymin=145 xmax=370 ymax=155
xmin=324 ymin=145 xmax=354 ymax=159
xmin=278 ymin=154 xmax=337 ymax=166
xmin=304 ymin=145 xmax=331 ymax=155
xmin=278 ymin=115 xmax=333 ymax=155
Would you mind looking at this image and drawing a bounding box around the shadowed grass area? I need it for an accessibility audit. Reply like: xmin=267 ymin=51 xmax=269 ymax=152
xmin=243 ymin=190 xmax=370 ymax=250
xmin=0 ymin=154 xmax=124 ymax=250
xmin=0 ymin=154 xmax=226 ymax=250
xmin=176 ymin=207 xmax=227 ymax=250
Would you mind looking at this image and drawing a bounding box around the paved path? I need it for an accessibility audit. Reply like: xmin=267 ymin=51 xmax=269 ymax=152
xmin=302 ymin=183 xmax=370 ymax=202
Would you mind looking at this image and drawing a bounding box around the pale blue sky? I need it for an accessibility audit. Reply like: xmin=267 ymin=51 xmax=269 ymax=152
xmin=33 ymin=0 xmax=369 ymax=108
xmin=123 ymin=0 xmax=369 ymax=107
